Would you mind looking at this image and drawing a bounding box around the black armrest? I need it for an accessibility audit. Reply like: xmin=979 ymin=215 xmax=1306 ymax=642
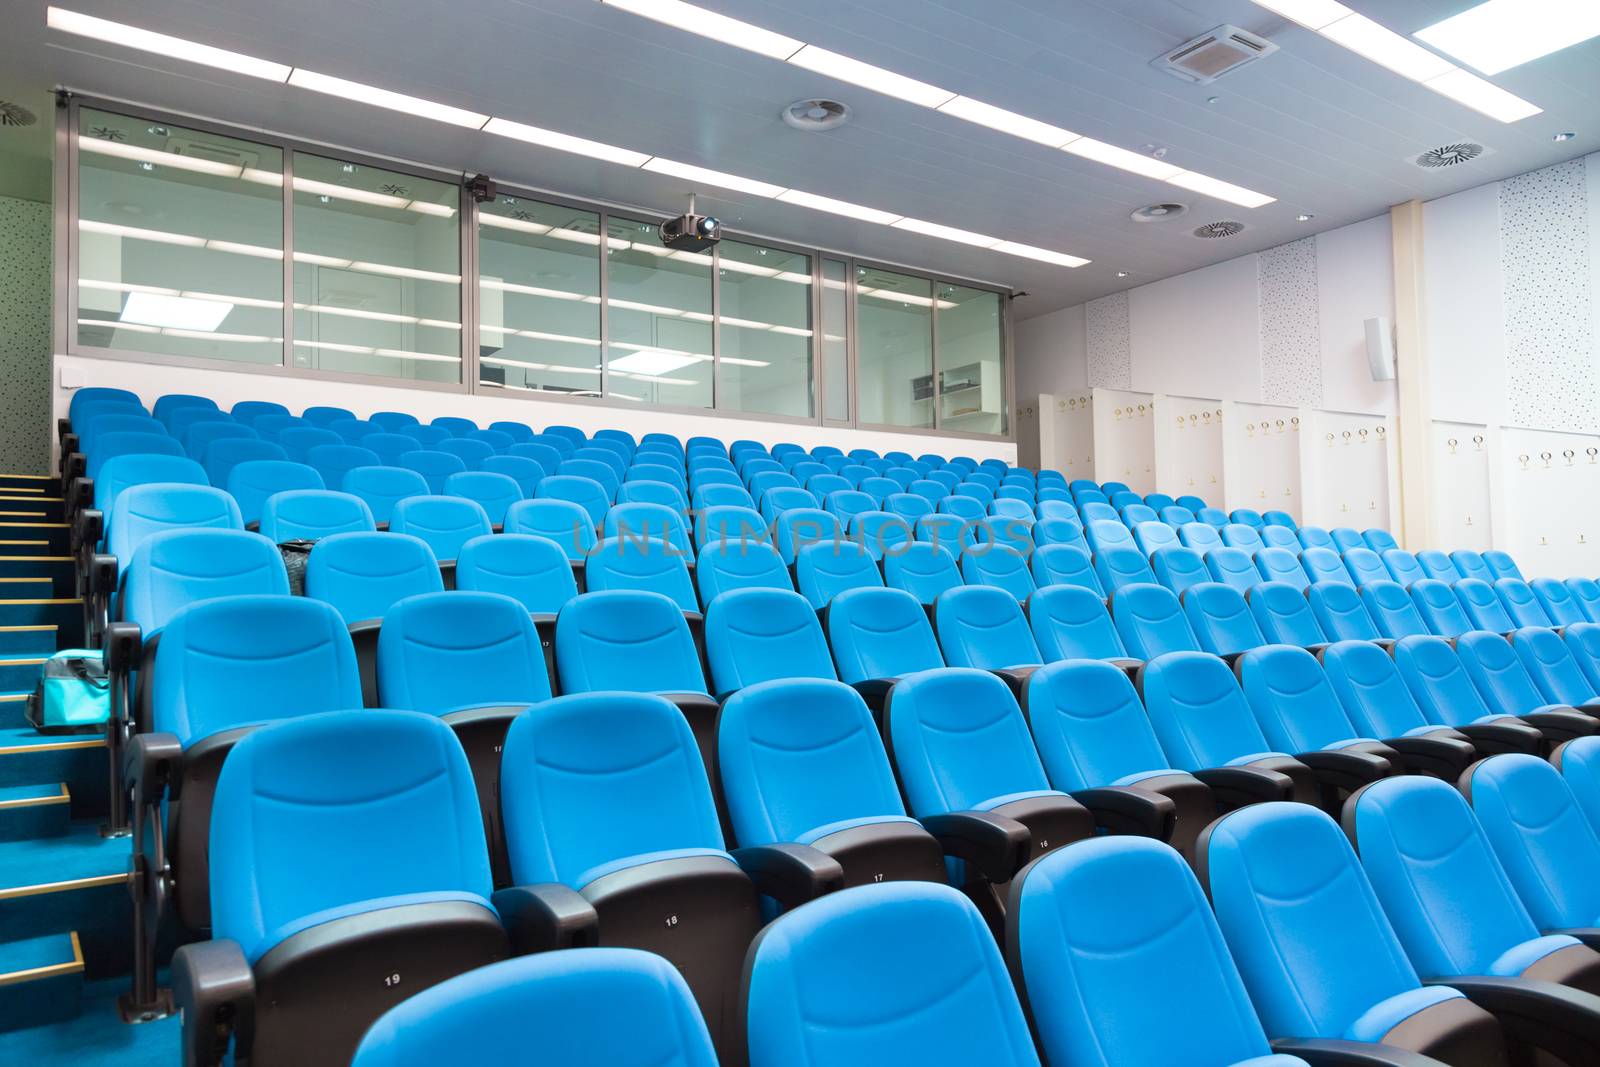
xmin=491 ymin=883 xmax=598 ymax=955
xmin=104 ymin=621 xmax=142 ymax=676
xmin=125 ymin=731 xmax=182 ymax=808
xmin=733 ymin=843 xmax=845 ymax=910
xmin=63 ymin=451 xmax=85 ymax=485
xmin=1425 ymin=974 xmax=1600 ymax=1061
xmin=1107 ymin=657 xmax=1144 ymax=682
xmin=73 ymin=507 xmax=103 ymax=554
xmin=1522 ymin=710 xmax=1599 ymax=743
xmin=1383 ymin=734 xmax=1478 ymax=779
xmin=1270 ymin=1037 xmax=1450 ymax=1065
xmin=920 ymin=811 xmax=1031 ymax=884
xmin=1455 ymin=720 xmax=1543 ymax=756
xmin=171 ymin=939 xmax=255 ymax=1067
xmin=1193 ymin=765 xmax=1296 ymax=806
xmin=66 ymin=475 xmax=93 ymax=518
xmin=59 ymin=422 xmax=75 ymax=447
xmin=1297 ymin=749 xmax=1393 ymax=791
xmin=1549 ymin=929 xmax=1600 ymax=951
xmin=1071 ymin=786 xmax=1177 ymax=842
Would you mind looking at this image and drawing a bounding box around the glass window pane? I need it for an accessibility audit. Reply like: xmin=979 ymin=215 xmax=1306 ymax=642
xmin=605 ymin=217 xmax=713 ymax=408
xmin=76 ymin=108 xmax=284 ymax=364
xmin=291 ymin=152 xmax=461 ymax=383
xmin=938 ymin=284 xmax=1007 ymax=435
xmin=856 ymin=267 xmax=933 ymax=428
xmin=718 ymin=240 xmax=812 ymax=418
xmin=821 ymin=258 xmax=849 ymax=422
xmin=478 ymin=197 xmax=602 ymax=396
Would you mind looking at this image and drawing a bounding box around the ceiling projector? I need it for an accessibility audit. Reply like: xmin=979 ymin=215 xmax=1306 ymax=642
xmin=660 ymin=212 xmax=721 ymax=253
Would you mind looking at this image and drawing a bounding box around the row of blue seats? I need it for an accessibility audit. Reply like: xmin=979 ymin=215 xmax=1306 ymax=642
xmin=162 ymin=678 xmax=1600 ymax=1066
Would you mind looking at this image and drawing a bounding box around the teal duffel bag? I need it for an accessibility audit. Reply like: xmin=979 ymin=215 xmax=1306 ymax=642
xmin=24 ymin=649 xmax=110 ymax=734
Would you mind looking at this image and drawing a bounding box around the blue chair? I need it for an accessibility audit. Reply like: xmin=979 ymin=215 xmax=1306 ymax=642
xmin=1452 ymin=550 xmax=1495 ymax=584
xmin=618 ymin=478 xmax=687 ymax=512
xmin=184 ymin=420 xmax=258 ymax=461
xmin=85 ymin=431 xmax=186 ymax=481
xmin=91 ymin=453 xmax=209 ymax=519
xmin=1307 ymin=580 xmax=1384 ymax=643
xmin=583 ymin=538 xmax=698 ymax=613
xmin=369 ymin=410 xmax=419 ymax=430
xmin=1181 ymin=582 xmax=1265 ymax=659
xmin=477 ymin=454 xmax=544 ymax=499
xmin=1202 ymin=803 xmax=1505 ymax=1061
xmin=439 ymin=438 xmax=497 ymax=472
xmin=389 ymin=496 xmax=492 ymax=562
xmin=1418 ymin=550 xmax=1462 ymax=582
xmin=1456 ymin=578 xmax=1517 ymax=633
xmin=743 ymin=881 xmax=1036 ymax=1067
xmin=499 ymin=689 xmax=759 ymax=1059
xmin=1383 ymin=549 xmax=1428 ymax=588
xmin=537 ymin=474 xmax=610 ymax=526
xmin=1533 ymin=578 xmax=1588 ymax=627
xmin=153 ymin=393 xmax=218 ymax=428
xmin=440 ymin=471 xmax=521 ymax=528
xmin=359 ymin=432 xmax=419 ymax=466
xmin=1026 ymin=585 xmax=1133 ymax=666
xmin=1220 ymin=523 xmax=1264 ymax=554
xmin=1394 ymin=635 xmax=1585 ymax=749
xmin=1247 ymin=582 xmax=1328 ymax=649
xmin=504 ymin=498 xmax=597 ymax=562
xmin=259 ymin=489 xmax=375 ymax=542
xmin=1330 ymin=527 xmax=1364 ymax=552
xmin=305 ymin=531 xmax=444 ymax=630
xmin=278 ymin=426 xmax=344 ymax=464
xmin=1497 ymin=578 xmax=1553 ymax=630
xmin=795 ymin=541 xmax=883 ymax=610
xmin=1568 ymin=579 xmax=1600 ymax=623
xmin=301 ymin=405 xmax=355 ymax=427
xmin=772 ymin=509 xmax=843 ymax=566
xmin=1011 ymin=835 xmax=1303 ymax=1067
xmin=934 ymin=586 xmax=1043 ymax=690
xmin=1254 ymin=546 xmax=1309 ymax=590
xmin=1148 ymin=545 xmax=1209 ymax=597
xmin=1300 ymin=547 xmax=1354 ymax=587
xmin=695 ymin=540 xmax=791 ymax=608
xmin=118 ymin=529 xmax=288 ymax=635
xmin=227 ymin=460 xmax=324 ymax=527
xmin=1235 ymin=646 xmax=1406 ymax=776
xmin=1179 ymin=521 xmax=1225 ymax=556
xmin=826 ymin=587 xmax=943 ymax=707
xmin=606 ymin=501 xmax=694 ymax=558
xmin=884 ymin=541 xmax=961 ymax=606
xmin=201 ymin=438 xmax=287 ymax=490
xmin=1485 ymin=551 xmax=1523 ymax=582
xmin=1260 ymin=525 xmax=1301 ymax=551
xmin=1032 ymin=544 xmax=1103 ymax=595
xmin=181 ymin=708 xmax=506 ymax=1067
xmin=1411 ymin=578 xmax=1476 ymax=639
xmin=961 ymin=545 xmax=1036 ymax=602
xmin=1512 ymin=627 xmax=1600 ymax=712
xmin=455 ymin=532 xmax=576 ymax=618
xmin=1322 ymin=640 xmax=1485 ymax=762
xmin=1110 ymin=583 xmax=1199 ymax=660
xmin=704 ymin=589 xmax=834 ymax=696
xmin=107 ymin=484 xmax=243 ymax=574
xmin=399 ymin=450 xmax=469 ymax=495
xmin=1343 ymin=547 xmax=1391 ymax=587
xmin=696 ymin=505 xmax=769 ymax=553
xmin=508 ymin=441 xmax=564 ymax=473
xmin=1362 ymin=581 xmax=1433 ymax=640
xmin=305 ymin=444 xmax=380 ymax=495
xmin=228 ymin=401 xmax=289 ymax=426
xmin=340 ymin=466 xmax=428 ymax=527
xmin=717 ymin=677 xmax=944 ymax=888
xmin=1094 ymin=545 xmax=1158 ymax=594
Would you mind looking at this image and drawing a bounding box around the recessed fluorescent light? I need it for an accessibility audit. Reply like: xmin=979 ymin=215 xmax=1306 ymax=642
xmin=208 ymin=239 xmax=284 ymax=260
xmin=1249 ymin=0 xmax=1353 ymax=32
xmin=1165 ymin=171 xmax=1277 ymax=208
xmin=297 ymin=303 xmax=419 ymax=324
xmin=481 ymin=279 xmax=589 ymax=301
xmin=786 ymin=45 xmax=956 ymax=108
xmin=609 ymin=349 xmax=702 ymax=375
xmin=80 ymin=279 xmax=179 ymax=296
xmin=519 ymin=330 xmax=601 ymax=346
xmin=1423 ymin=67 xmax=1544 ymax=122
xmin=718 ymin=357 xmax=772 ymax=367
xmin=120 ymin=291 xmax=233 ymax=331
xmin=479 ymin=214 xmax=553 ymax=236
xmin=1319 ymin=14 xmax=1456 ymax=82
xmin=296 ymin=340 xmax=376 ymax=354
xmin=183 ymin=290 xmax=282 ymax=309
xmin=294 ymin=178 xmax=411 ymax=211
xmin=348 ymin=261 xmax=461 ymax=283
xmin=78 ymin=137 xmax=245 ymax=178
xmin=640 ymin=157 xmax=786 ymax=198
xmin=599 ymin=0 xmax=803 ymax=60
xmin=609 ymin=298 xmax=688 ymax=316
xmin=989 ymin=241 xmax=1091 ymax=268
xmin=287 ymin=69 xmax=488 ymax=129
xmin=770 ymin=325 xmax=815 ymax=337
xmin=1415 ymin=0 xmax=1600 ymax=75
xmin=937 ymin=96 xmax=1080 ymax=147
xmin=483 ymin=117 xmax=651 ymax=167
xmin=1062 ymin=138 xmax=1183 ymax=181
xmin=80 ymin=219 xmax=206 ymax=247
xmin=292 ymin=252 xmax=353 ymax=268
xmin=891 ymin=218 xmax=999 ymax=247
xmin=776 ymin=189 xmax=902 ymax=225
xmin=47 ymin=7 xmax=293 ymax=81
xmin=373 ymin=349 xmax=464 ymax=363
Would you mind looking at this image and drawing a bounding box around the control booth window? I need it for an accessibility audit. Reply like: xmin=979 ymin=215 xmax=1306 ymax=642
xmin=718 ymin=240 xmax=814 ymax=419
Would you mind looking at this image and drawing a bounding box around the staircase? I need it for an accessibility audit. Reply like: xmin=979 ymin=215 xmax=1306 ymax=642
xmin=0 ymin=471 xmax=168 ymax=1059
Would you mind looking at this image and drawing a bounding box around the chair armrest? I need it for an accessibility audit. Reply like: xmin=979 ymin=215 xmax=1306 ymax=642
xmin=73 ymin=507 xmax=103 ymax=555
xmin=491 ymin=883 xmax=598 ymax=955
xmin=1549 ymin=929 xmax=1600 ymax=951
xmin=171 ymin=939 xmax=255 ymax=1067
xmin=1270 ymin=1037 xmax=1450 ymax=1066
xmin=1425 ymin=974 xmax=1600 ymax=1061
xmin=1107 ymin=658 xmax=1144 ymax=682
xmin=103 ymin=621 xmax=142 ymax=677
xmin=1383 ymin=734 xmax=1478 ymax=779
xmin=1521 ymin=710 xmax=1599 ymax=743
xmin=920 ymin=811 xmax=1031 ymax=884
xmin=732 ymin=844 xmax=845 ymax=910
xmin=1071 ymin=786 xmax=1177 ymax=842
xmin=125 ymin=731 xmax=182 ymax=809
xmin=1192 ymin=765 xmax=1295 ymax=806
xmin=1455 ymin=719 xmax=1543 ymax=756
xmin=1297 ymin=749 xmax=1393 ymax=791
xmin=63 ymin=451 xmax=85 ymax=485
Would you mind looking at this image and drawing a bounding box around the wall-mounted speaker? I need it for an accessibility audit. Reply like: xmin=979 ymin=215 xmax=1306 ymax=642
xmin=1365 ymin=317 xmax=1396 ymax=381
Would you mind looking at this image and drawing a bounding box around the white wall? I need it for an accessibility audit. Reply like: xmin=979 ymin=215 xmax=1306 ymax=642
xmin=52 ymin=354 xmax=1017 ymax=464
xmin=1012 ymin=303 xmax=1085 ymax=402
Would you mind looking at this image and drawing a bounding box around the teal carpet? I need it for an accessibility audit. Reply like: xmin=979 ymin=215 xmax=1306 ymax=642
xmin=0 ymin=980 xmax=177 ymax=1066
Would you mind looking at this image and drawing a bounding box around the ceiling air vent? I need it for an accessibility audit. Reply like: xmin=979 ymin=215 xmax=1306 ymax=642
xmin=1153 ymin=25 xmax=1278 ymax=84
xmin=0 ymin=101 xmax=38 ymax=128
xmin=783 ymin=99 xmax=852 ymax=132
xmin=1412 ymin=142 xmax=1487 ymax=168
xmin=1193 ymin=220 xmax=1246 ymax=239
xmin=1131 ymin=203 xmax=1188 ymax=223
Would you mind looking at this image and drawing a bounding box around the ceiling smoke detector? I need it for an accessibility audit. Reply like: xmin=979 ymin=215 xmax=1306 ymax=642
xmin=1413 ymin=142 xmax=1487 ymax=168
xmin=1131 ymin=203 xmax=1188 ymax=223
xmin=1193 ymin=220 xmax=1246 ymax=239
xmin=782 ymin=99 xmax=852 ymax=132
xmin=0 ymin=101 xmax=37 ymax=128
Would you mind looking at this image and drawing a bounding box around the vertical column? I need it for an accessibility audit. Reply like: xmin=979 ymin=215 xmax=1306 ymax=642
xmin=1390 ymin=200 xmax=1434 ymax=550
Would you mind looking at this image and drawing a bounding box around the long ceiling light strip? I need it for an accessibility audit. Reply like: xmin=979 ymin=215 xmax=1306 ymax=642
xmin=1250 ymin=0 xmax=1542 ymax=122
xmin=46 ymin=6 xmax=1087 ymax=268
xmin=592 ymin=0 xmax=1275 ymax=208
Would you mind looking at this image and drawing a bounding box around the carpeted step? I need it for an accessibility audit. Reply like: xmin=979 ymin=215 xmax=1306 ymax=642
xmin=0 ymin=525 xmax=68 ymax=556
xmin=0 ymin=784 xmax=70 ymax=843
xmin=0 ymin=822 xmax=131 ymax=979
xmin=0 ymin=728 xmax=107 ymax=817
xmin=0 ymin=498 xmax=64 ymax=525
xmin=0 ymin=627 xmax=58 ymax=658
xmin=0 ymin=932 xmax=84 ymax=1033
xmin=0 ymin=557 xmax=78 ymax=600
xmin=0 ymin=475 xmax=55 ymax=493
xmin=0 ymin=659 xmax=45 ymax=693
xmin=0 ymin=602 xmax=82 ymax=648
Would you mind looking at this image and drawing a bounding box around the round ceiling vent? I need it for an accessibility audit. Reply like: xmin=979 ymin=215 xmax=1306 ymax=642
xmin=1131 ymin=203 xmax=1188 ymax=223
xmin=783 ymin=99 xmax=852 ymax=132
xmin=0 ymin=101 xmax=37 ymax=128
xmin=1193 ymin=220 xmax=1246 ymax=239
xmin=1415 ymin=142 xmax=1485 ymax=168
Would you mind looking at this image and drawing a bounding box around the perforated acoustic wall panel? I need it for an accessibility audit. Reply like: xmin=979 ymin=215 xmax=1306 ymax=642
xmin=0 ymin=195 xmax=51 ymax=474
xmin=1257 ymin=236 xmax=1322 ymax=408
xmin=1085 ymin=291 xmax=1131 ymax=390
